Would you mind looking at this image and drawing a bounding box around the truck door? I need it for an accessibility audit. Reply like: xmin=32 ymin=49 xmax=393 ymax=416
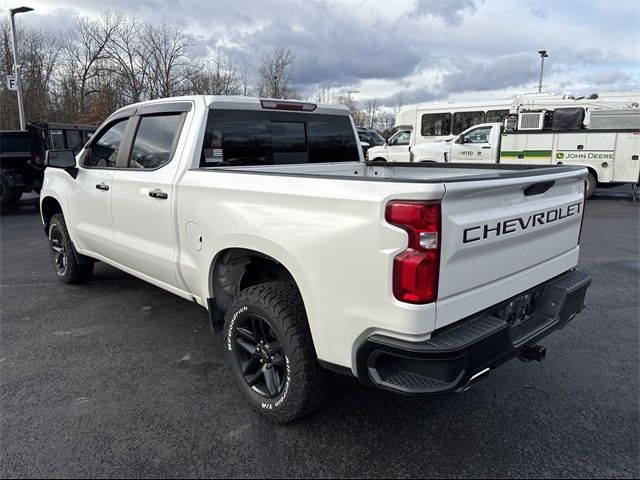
xmin=387 ymin=130 xmax=412 ymax=162
xmin=450 ymin=126 xmax=494 ymax=163
xmin=109 ymin=104 xmax=190 ymax=288
xmin=67 ymin=117 xmax=130 ymax=257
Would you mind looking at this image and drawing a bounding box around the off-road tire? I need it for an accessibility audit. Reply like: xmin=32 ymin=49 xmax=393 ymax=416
xmin=224 ymin=281 xmax=331 ymax=423
xmin=0 ymin=173 xmax=23 ymax=206
xmin=48 ymin=213 xmax=94 ymax=284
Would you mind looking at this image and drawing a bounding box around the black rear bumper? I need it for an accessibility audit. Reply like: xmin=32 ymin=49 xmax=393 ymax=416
xmin=356 ymin=268 xmax=591 ymax=395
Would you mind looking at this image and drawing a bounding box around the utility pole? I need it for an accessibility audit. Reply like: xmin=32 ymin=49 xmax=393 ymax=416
xmin=538 ymin=50 xmax=548 ymax=94
xmin=9 ymin=6 xmax=34 ymax=131
xmin=347 ymin=90 xmax=359 ymax=111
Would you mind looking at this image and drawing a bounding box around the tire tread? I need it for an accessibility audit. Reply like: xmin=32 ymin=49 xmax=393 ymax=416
xmin=224 ymin=281 xmax=330 ymax=423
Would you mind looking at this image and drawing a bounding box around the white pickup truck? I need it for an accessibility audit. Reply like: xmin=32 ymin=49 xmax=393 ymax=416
xmin=40 ymin=96 xmax=591 ymax=423
xmin=411 ymin=109 xmax=640 ymax=198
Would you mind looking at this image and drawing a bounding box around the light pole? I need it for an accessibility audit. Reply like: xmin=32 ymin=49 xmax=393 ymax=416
xmin=537 ymin=50 xmax=548 ymax=94
xmin=9 ymin=5 xmax=33 ymax=131
xmin=346 ymin=90 xmax=359 ymax=111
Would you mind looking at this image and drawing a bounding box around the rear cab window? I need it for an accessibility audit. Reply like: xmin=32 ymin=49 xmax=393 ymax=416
xmin=200 ymin=110 xmax=359 ymax=167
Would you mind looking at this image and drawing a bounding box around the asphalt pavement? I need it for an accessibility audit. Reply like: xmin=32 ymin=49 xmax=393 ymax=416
xmin=1 ymin=187 xmax=638 ymax=478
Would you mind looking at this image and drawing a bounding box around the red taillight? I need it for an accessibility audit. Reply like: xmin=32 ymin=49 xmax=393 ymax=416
xmin=386 ymin=201 xmax=441 ymax=304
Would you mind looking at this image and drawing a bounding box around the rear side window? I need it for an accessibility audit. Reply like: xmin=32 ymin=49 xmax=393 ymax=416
xmin=128 ymin=114 xmax=183 ymax=169
xmin=201 ymin=110 xmax=359 ymax=167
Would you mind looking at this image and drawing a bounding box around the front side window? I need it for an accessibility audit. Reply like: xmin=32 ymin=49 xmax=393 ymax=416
xmin=421 ymin=113 xmax=452 ymax=136
xmin=389 ymin=130 xmax=411 ymax=146
xmin=83 ymin=119 xmax=128 ymax=168
xmin=200 ymin=110 xmax=359 ymax=167
xmin=453 ymin=111 xmax=485 ymax=134
xmin=128 ymin=114 xmax=183 ymax=169
xmin=462 ymin=126 xmax=491 ymax=144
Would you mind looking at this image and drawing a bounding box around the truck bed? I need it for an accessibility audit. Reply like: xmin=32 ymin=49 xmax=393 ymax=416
xmin=198 ymin=160 xmax=586 ymax=183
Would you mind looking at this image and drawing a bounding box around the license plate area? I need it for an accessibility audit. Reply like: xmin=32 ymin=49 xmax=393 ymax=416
xmin=492 ymin=286 xmax=546 ymax=329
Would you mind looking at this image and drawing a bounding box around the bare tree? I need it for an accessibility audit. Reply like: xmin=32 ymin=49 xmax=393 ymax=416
xmin=310 ymin=85 xmax=350 ymax=104
xmin=208 ymin=50 xmax=241 ymax=95
xmin=364 ymin=98 xmax=380 ymax=129
xmin=0 ymin=17 xmax=63 ymax=128
xmin=376 ymin=110 xmax=396 ymax=138
xmin=256 ymin=48 xmax=297 ymax=99
xmin=106 ymin=14 xmax=149 ymax=103
xmin=63 ymin=11 xmax=123 ymax=119
xmin=238 ymin=58 xmax=251 ymax=96
xmin=142 ymin=23 xmax=199 ymax=98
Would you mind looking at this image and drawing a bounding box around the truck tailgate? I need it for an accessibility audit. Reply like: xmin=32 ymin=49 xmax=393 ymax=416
xmin=436 ymin=168 xmax=587 ymax=329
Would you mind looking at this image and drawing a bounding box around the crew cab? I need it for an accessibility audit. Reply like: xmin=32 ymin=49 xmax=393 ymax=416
xmin=40 ymin=96 xmax=591 ymax=423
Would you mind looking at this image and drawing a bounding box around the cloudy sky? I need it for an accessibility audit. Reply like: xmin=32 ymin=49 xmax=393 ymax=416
xmin=3 ymin=0 xmax=639 ymax=107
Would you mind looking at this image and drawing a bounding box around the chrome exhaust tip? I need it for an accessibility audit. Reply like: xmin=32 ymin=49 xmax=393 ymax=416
xmin=456 ymin=367 xmax=491 ymax=393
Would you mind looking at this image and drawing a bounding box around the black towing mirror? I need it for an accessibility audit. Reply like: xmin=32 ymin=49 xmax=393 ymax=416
xmin=45 ymin=150 xmax=78 ymax=178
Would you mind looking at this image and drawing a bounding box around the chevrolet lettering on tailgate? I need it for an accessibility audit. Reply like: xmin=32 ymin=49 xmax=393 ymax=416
xmin=463 ymin=202 xmax=583 ymax=244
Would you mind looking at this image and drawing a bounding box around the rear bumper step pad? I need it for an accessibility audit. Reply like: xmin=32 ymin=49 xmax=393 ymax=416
xmin=356 ymin=268 xmax=591 ymax=395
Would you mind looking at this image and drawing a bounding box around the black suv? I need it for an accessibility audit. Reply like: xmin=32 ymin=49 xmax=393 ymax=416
xmin=356 ymin=126 xmax=385 ymax=153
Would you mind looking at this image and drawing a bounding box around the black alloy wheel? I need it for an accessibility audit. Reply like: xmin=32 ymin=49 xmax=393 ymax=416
xmin=49 ymin=223 xmax=67 ymax=276
xmin=233 ymin=314 xmax=287 ymax=398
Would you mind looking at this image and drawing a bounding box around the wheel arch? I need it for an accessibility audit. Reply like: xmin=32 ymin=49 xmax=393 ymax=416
xmin=208 ymin=247 xmax=301 ymax=314
xmin=585 ymin=166 xmax=598 ymax=182
xmin=41 ymin=196 xmax=63 ymax=233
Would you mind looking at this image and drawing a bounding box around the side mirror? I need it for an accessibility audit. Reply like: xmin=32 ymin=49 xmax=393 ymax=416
xmin=46 ymin=149 xmax=76 ymax=168
xmin=456 ymin=137 xmax=464 ymax=144
xmin=360 ymin=141 xmax=370 ymax=149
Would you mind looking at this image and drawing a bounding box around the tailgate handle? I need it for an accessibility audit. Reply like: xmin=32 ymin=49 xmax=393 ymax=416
xmin=524 ymin=181 xmax=555 ymax=196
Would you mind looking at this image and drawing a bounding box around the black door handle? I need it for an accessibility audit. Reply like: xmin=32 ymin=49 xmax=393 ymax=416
xmin=95 ymin=183 xmax=109 ymax=191
xmin=481 ymin=146 xmax=491 ymax=149
xmin=149 ymin=189 xmax=168 ymax=199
